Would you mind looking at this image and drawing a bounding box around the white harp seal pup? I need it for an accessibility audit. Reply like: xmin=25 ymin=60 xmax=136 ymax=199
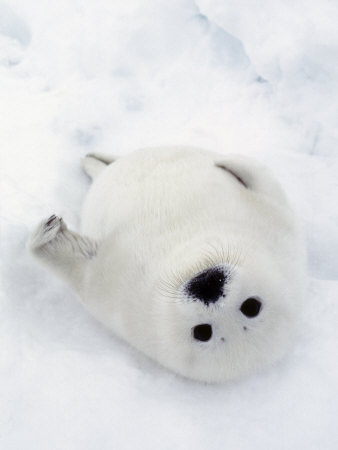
xmin=28 ymin=147 xmax=306 ymax=383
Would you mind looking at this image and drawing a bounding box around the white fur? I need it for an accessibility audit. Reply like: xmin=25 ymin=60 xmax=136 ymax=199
xmin=28 ymin=147 xmax=306 ymax=383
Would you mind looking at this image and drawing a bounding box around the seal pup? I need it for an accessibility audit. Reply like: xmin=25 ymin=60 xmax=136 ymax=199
xmin=28 ymin=147 xmax=305 ymax=383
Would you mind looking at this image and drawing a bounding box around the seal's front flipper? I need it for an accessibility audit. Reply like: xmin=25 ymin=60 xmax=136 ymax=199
xmin=28 ymin=215 xmax=97 ymax=293
xmin=81 ymin=153 xmax=116 ymax=180
xmin=215 ymin=156 xmax=288 ymax=205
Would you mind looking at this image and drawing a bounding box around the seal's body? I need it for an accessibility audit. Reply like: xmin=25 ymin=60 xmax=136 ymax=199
xmin=29 ymin=147 xmax=305 ymax=383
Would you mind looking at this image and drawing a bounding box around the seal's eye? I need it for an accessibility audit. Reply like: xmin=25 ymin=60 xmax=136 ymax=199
xmin=193 ymin=324 xmax=212 ymax=342
xmin=240 ymin=297 xmax=262 ymax=318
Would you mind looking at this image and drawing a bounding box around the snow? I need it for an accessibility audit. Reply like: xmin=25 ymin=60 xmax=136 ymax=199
xmin=1 ymin=0 xmax=338 ymax=448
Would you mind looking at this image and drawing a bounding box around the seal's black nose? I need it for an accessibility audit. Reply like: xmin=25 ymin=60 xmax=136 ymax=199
xmin=186 ymin=267 xmax=226 ymax=306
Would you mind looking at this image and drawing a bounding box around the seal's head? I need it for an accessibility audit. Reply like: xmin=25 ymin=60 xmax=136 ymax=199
xmin=154 ymin=241 xmax=304 ymax=383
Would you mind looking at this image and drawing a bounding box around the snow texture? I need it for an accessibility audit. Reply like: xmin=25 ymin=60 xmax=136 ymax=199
xmin=1 ymin=0 xmax=338 ymax=448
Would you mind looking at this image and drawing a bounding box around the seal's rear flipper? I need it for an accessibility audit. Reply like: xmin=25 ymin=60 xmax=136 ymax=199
xmin=215 ymin=156 xmax=288 ymax=205
xmin=28 ymin=215 xmax=97 ymax=294
xmin=81 ymin=153 xmax=116 ymax=180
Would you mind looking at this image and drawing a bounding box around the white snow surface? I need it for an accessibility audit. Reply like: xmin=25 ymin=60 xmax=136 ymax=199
xmin=1 ymin=0 xmax=338 ymax=448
